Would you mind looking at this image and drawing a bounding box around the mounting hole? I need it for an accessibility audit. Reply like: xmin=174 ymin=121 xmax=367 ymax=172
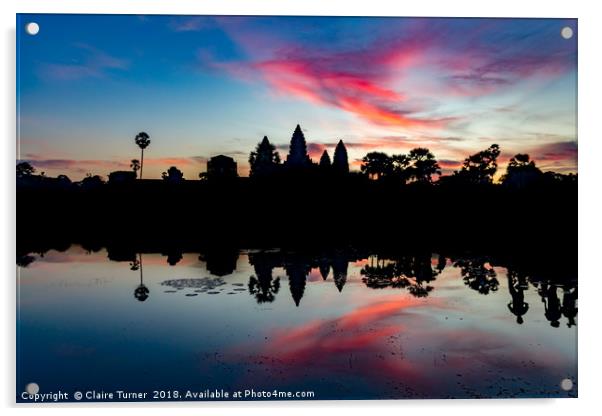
xmin=25 ymin=22 xmax=39 ymax=36
xmin=25 ymin=382 xmax=39 ymax=394
xmin=561 ymin=26 xmax=573 ymax=40
xmin=560 ymin=378 xmax=573 ymax=391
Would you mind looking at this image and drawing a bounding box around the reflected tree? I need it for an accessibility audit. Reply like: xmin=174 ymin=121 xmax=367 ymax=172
xmin=16 ymin=254 xmax=35 ymax=267
xmin=507 ymin=270 xmax=529 ymax=324
xmin=200 ymin=249 xmax=239 ymax=277
xmin=539 ymin=283 xmax=561 ymax=328
xmin=248 ymin=258 xmax=281 ymax=304
xmin=436 ymin=254 xmax=447 ymax=273
xmin=165 ymin=250 xmax=183 ymax=266
xmin=133 ymin=253 xmax=149 ymax=302
xmin=361 ymin=253 xmax=439 ymax=297
xmin=454 ymin=257 xmax=499 ymax=294
xmin=361 ymin=256 xmax=398 ymax=289
xmin=561 ymin=285 xmax=578 ymax=328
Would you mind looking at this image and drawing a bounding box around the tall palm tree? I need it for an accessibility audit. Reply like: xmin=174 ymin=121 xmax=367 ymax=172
xmin=134 ymin=132 xmax=151 ymax=179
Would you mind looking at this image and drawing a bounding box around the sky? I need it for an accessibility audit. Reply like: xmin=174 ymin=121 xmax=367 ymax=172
xmin=17 ymin=14 xmax=577 ymax=180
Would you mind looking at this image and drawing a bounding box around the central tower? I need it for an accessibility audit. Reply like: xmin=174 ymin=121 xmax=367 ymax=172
xmin=285 ymin=124 xmax=311 ymax=168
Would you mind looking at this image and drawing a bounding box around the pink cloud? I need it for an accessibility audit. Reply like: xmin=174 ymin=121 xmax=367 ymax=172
xmin=212 ymin=291 xmax=571 ymax=397
xmin=198 ymin=18 xmax=574 ymax=131
xmin=198 ymin=23 xmax=453 ymax=129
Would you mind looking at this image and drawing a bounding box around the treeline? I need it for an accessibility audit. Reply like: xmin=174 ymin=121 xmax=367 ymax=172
xmin=16 ymin=139 xmax=576 ymax=191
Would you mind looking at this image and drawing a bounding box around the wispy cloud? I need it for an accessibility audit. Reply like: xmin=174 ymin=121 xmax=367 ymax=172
xmin=169 ymin=16 xmax=214 ymax=32
xmin=38 ymin=44 xmax=129 ymax=81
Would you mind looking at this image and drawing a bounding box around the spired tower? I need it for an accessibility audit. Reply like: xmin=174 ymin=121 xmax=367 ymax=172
xmin=332 ymin=139 xmax=349 ymax=174
xmin=319 ymin=150 xmax=331 ymax=170
xmin=286 ymin=124 xmax=311 ymax=168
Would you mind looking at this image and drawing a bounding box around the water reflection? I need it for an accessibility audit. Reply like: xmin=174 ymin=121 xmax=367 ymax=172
xmin=18 ymin=247 xmax=578 ymax=328
xmin=455 ymin=257 xmax=499 ymax=295
xmin=130 ymin=254 xmax=149 ymax=302
xmin=17 ymin=245 xmax=577 ymax=399
xmin=248 ymin=252 xmax=280 ymax=303
xmin=360 ymin=253 xmax=441 ymax=297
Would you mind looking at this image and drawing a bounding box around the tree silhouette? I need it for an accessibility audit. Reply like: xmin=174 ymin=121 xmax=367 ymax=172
xmin=56 ymin=174 xmax=71 ymax=184
xmin=285 ymin=124 xmax=311 ymax=168
xmin=319 ymin=150 xmax=332 ymax=170
xmin=333 ymin=140 xmax=349 ymax=174
xmin=502 ymin=153 xmax=543 ymax=189
xmin=16 ymin=162 xmax=35 ymax=178
xmin=455 ymin=144 xmax=500 ymax=184
xmin=406 ymin=148 xmax=441 ymax=183
xmin=249 ymin=136 xmax=281 ymax=177
xmin=81 ymin=173 xmax=105 ymax=189
xmin=162 ymin=166 xmax=184 ymax=182
xmin=391 ymin=154 xmax=411 ymax=182
xmin=361 ymin=152 xmax=393 ymax=180
xmin=134 ymin=132 xmax=151 ymax=179
xmin=130 ymin=159 xmax=141 ymax=178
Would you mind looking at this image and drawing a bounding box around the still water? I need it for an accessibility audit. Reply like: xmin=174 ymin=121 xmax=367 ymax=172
xmin=17 ymin=246 xmax=577 ymax=401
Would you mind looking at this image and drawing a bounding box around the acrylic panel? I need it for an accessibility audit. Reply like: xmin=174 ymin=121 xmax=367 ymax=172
xmin=16 ymin=14 xmax=577 ymax=403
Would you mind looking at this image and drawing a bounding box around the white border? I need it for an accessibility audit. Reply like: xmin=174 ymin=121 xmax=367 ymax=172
xmin=2 ymin=1 xmax=601 ymax=415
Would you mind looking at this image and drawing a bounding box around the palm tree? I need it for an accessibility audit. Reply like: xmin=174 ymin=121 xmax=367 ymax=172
xmin=130 ymin=159 xmax=141 ymax=178
xmin=361 ymin=152 xmax=392 ymax=180
xmin=249 ymin=136 xmax=280 ymax=177
xmin=407 ymin=148 xmax=441 ymax=183
xmin=134 ymin=132 xmax=151 ymax=179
